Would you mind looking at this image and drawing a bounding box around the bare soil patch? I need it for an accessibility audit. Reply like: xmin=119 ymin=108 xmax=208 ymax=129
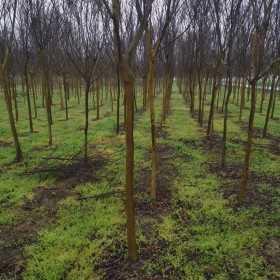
xmin=202 ymin=133 xmax=223 ymax=151
xmin=101 ymin=143 xmax=179 ymax=279
xmin=0 ymin=140 xmax=13 ymax=148
xmin=0 ymin=154 xmax=107 ymax=279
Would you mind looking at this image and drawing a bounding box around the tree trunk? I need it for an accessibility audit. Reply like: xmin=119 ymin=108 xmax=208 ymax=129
xmin=260 ymin=77 xmax=267 ymax=114
xmin=239 ymin=81 xmax=256 ymax=204
xmin=116 ymin=66 xmax=121 ymax=134
xmin=63 ymin=74 xmax=69 ymax=120
xmin=270 ymin=77 xmax=279 ymax=119
xmin=30 ymin=74 xmax=37 ymax=118
xmin=263 ymin=75 xmax=276 ymax=137
xmin=1 ymin=72 xmax=23 ymax=162
xmin=10 ymin=76 xmax=19 ymax=122
xmin=207 ymin=75 xmax=218 ymax=136
xmin=147 ymin=58 xmax=157 ymax=199
xmin=122 ymin=66 xmax=138 ymax=262
xmin=96 ymin=79 xmax=100 ymax=120
xmin=24 ymin=69 xmax=33 ymax=132
xmin=222 ymin=66 xmax=233 ymax=167
xmin=84 ymin=82 xmax=90 ymax=160
xmin=239 ymin=75 xmax=246 ymax=123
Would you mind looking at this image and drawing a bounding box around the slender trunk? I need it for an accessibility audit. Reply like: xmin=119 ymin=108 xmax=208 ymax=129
xmin=122 ymin=68 xmax=138 ymax=262
xmin=30 ymin=74 xmax=37 ymax=118
xmin=10 ymin=76 xmax=19 ymax=122
xmin=271 ymin=77 xmax=279 ymax=119
xmin=24 ymin=69 xmax=33 ymax=132
xmin=59 ymin=80 xmax=64 ymax=110
xmin=222 ymin=52 xmax=233 ymax=167
xmin=147 ymin=58 xmax=157 ymax=199
xmin=63 ymin=74 xmax=68 ymax=120
xmin=84 ymin=82 xmax=90 ymax=160
xmin=207 ymin=75 xmax=218 ymax=136
xmin=260 ymin=77 xmax=267 ymax=114
xmin=0 ymin=72 xmax=23 ymax=162
xmin=189 ymin=73 xmax=195 ymax=115
xmin=197 ymin=72 xmax=203 ymax=124
xmin=239 ymin=75 xmax=246 ymax=122
xmin=96 ymin=79 xmax=100 ymax=120
xmin=142 ymin=77 xmax=147 ymax=107
xmin=116 ymin=66 xmax=121 ymax=134
xmin=200 ymin=76 xmax=208 ymax=126
xmin=221 ymin=78 xmax=228 ymax=113
xmin=42 ymin=70 xmax=52 ymax=145
xmin=263 ymin=75 xmax=276 ymax=137
xmin=239 ymin=81 xmax=256 ymax=204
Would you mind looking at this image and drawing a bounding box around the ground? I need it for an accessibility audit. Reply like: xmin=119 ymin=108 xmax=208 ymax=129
xmin=0 ymin=85 xmax=280 ymax=279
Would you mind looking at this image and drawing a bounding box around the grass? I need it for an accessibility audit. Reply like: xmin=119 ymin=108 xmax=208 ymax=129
xmin=0 ymin=83 xmax=280 ymax=279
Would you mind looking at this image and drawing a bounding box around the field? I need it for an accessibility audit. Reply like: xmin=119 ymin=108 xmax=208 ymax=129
xmin=0 ymin=86 xmax=280 ymax=279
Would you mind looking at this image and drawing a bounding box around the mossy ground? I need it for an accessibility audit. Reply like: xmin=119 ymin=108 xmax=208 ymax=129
xmin=0 ymin=85 xmax=279 ymax=279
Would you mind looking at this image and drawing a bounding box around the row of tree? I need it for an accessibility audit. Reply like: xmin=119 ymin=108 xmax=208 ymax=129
xmin=1 ymin=0 xmax=279 ymax=261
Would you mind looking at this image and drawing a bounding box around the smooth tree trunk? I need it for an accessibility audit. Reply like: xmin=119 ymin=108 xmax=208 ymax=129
xmin=96 ymin=79 xmax=100 ymax=120
xmin=10 ymin=76 xmax=19 ymax=122
xmin=63 ymin=74 xmax=69 ymax=120
xmin=222 ymin=67 xmax=233 ymax=167
xmin=271 ymin=77 xmax=279 ymax=119
xmin=263 ymin=75 xmax=276 ymax=137
xmin=24 ymin=69 xmax=33 ymax=132
xmin=260 ymin=77 xmax=267 ymax=114
xmin=0 ymin=72 xmax=23 ymax=162
xmin=207 ymin=75 xmax=218 ymax=136
xmin=239 ymin=75 xmax=246 ymax=122
xmin=30 ymin=74 xmax=37 ymax=118
xmin=147 ymin=58 xmax=157 ymax=199
xmin=239 ymin=81 xmax=256 ymax=203
xmin=121 ymin=64 xmax=138 ymax=262
xmin=84 ymin=82 xmax=90 ymax=160
xmin=40 ymin=52 xmax=52 ymax=146
xmin=116 ymin=65 xmax=121 ymax=134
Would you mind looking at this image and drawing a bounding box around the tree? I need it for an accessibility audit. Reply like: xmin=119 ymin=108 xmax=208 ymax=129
xmin=221 ymin=0 xmax=244 ymax=167
xmin=239 ymin=0 xmax=275 ymax=204
xmin=145 ymin=0 xmax=180 ymax=199
xmin=102 ymin=0 xmax=154 ymax=262
xmin=0 ymin=0 xmax=23 ymax=162
xmin=29 ymin=0 xmax=61 ymax=146
xmin=62 ymin=0 xmax=109 ymax=160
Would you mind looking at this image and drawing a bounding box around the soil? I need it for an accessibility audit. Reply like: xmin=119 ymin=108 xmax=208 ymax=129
xmin=265 ymin=238 xmax=280 ymax=269
xmin=101 ymin=136 xmax=179 ymax=279
xmin=0 ymin=155 xmax=107 ymax=279
xmin=193 ymin=110 xmax=280 ymax=272
xmin=202 ymin=133 xmax=223 ymax=151
xmin=0 ymin=140 xmax=13 ymax=148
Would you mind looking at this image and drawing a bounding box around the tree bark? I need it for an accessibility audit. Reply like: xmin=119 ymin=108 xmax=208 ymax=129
xmin=0 ymin=72 xmax=23 ymax=162
xmin=263 ymin=75 xmax=276 ymax=137
xmin=24 ymin=69 xmax=33 ymax=132
xmin=122 ymin=66 xmax=138 ymax=262
xmin=147 ymin=58 xmax=157 ymax=199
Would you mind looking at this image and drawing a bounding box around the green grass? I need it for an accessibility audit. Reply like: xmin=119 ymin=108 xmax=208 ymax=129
xmin=141 ymin=92 xmax=280 ymax=279
xmin=0 ymin=83 xmax=279 ymax=279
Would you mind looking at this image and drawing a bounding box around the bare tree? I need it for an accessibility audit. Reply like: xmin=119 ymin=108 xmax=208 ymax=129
xmin=145 ymin=0 xmax=181 ymax=199
xmin=62 ymin=0 xmax=109 ymax=160
xmin=0 ymin=0 xmax=23 ymax=162
xmin=102 ymin=0 xmax=154 ymax=262
xmin=239 ymin=0 xmax=276 ymax=204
